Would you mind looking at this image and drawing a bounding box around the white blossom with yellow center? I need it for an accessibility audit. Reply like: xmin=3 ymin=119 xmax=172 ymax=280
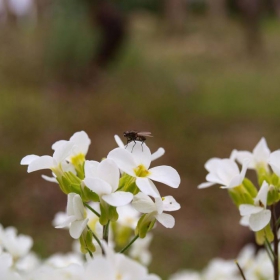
xmin=108 ymin=142 xmax=180 ymax=198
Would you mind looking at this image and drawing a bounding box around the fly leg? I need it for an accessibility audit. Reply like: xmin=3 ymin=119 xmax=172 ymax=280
xmin=131 ymin=140 xmax=136 ymax=153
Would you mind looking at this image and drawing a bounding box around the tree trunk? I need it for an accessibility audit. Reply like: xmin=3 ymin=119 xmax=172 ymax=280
xmin=164 ymin=0 xmax=186 ymax=33
xmin=206 ymin=0 xmax=228 ymax=18
xmin=236 ymin=0 xmax=263 ymax=54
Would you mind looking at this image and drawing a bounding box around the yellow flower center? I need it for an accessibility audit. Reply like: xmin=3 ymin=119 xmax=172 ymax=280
xmin=70 ymin=153 xmax=85 ymax=166
xmin=133 ymin=164 xmax=150 ymax=177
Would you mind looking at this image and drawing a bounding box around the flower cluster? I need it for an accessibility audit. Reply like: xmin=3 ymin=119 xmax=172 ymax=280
xmin=169 ymin=243 xmax=274 ymax=280
xmin=0 ymin=224 xmax=160 ymax=280
xmin=198 ymin=137 xmax=280 ymax=279
xmin=19 ymin=131 xmax=181 ymax=278
xmin=198 ymin=138 xmax=280 ymax=242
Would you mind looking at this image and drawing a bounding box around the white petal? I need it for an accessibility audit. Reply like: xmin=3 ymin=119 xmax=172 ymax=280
xmin=253 ymin=138 xmax=270 ymax=165
xmin=206 ymin=173 xmax=225 ymax=185
xmin=162 ymin=196 xmax=181 ymax=211
xmin=107 ymin=148 xmax=136 ymax=176
xmin=52 ymin=140 xmax=68 ymax=151
xmin=216 ymin=159 xmax=240 ymax=186
xmin=155 ymin=197 xmax=163 ymax=214
xmin=239 ymin=204 xmax=263 ymax=216
xmin=84 ymin=160 xmax=99 ymax=178
xmin=85 ymin=257 xmax=114 ymax=279
xmin=27 ymin=156 xmax=54 ymax=172
xmin=269 ymin=151 xmax=280 ymax=177
xmin=55 ymin=216 xmax=76 ymax=228
xmin=239 ymin=215 xmax=250 ymax=227
xmin=235 ymin=151 xmax=254 ymax=169
xmin=102 ymin=192 xmax=133 ymax=207
xmin=249 ymin=210 xmax=271 ymax=232
xmin=114 ymin=135 xmax=125 ymax=148
xmin=151 ymin=148 xmax=165 ymax=161
xmin=204 ymin=158 xmax=222 ymax=172
xmin=115 ymin=253 xmax=147 ymax=277
xmin=73 ymin=195 xmax=85 ymax=220
xmin=69 ymin=219 xmax=88 ymax=239
xmin=67 ymin=193 xmax=76 ymax=216
xmin=128 ymin=142 xmax=152 ymax=169
xmin=20 ymin=155 xmax=39 ymax=165
xmin=83 ymin=177 xmax=112 ymax=196
xmin=156 ymin=213 xmax=175 ymax=228
xmin=53 ymin=141 xmax=74 ymax=163
xmin=97 ymin=159 xmax=119 ymax=192
xmin=255 ymin=181 xmax=269 ymax=208
xmin=70 ymin=131 xmax=91 ymax=155
xmin=226 ymin=159 xmax=249 ymax=188
xmin=197 ymin=182 xmax=215 ymax=189
xmin=132 ymin=192 xmax=156 ymax=213
xmin=148 ymin=166 xmax=180 ymax=188
xmin=136 ymin=178 xmax=160 ymax=198
xmin=41 ymin=175 xmax=57 ymax=183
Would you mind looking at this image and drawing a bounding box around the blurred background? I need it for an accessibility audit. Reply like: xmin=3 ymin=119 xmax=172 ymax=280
xmin=1 ymin=0 xmax=280 ymax=278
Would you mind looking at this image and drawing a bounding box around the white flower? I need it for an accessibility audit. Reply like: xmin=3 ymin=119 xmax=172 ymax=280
xmin=198 ymin=157 xmax=249 ymax=189
xmin=84 ymin=159 xmax=133 ymax=207
xmin=0 ymin=252 xmax=22 ymax=280
xmin=236 ymin=244 xmax=255 ymax=270
xmin=108 ymin=141 xmax=180 ymax=198
xmin=132 ymin=193 xmax=180 ymax=228
xmin=2 ymin=227 xmax=33 ymax=259
xmin=15 ymin=252 xmax=40 ymax=273
xmin=269 ymin=150 xmax=280 ymax=177
xmin=202 ymin=258 xmax=238 ymax=280
xmin=84 ymin=244 xmax=160 ymax=280
xmin=114 ymin=134 xmax=165 ymax=161
xmin=117 ymin=204 xmax=140 ymax=229
xmin=239 ymin=181 xmax=271 ymax=232
xmin=129 ymin=233 xmax=153 ymax=266
xmin=46 ymin=253 xmax=83 ymax=268
xmin=169 ymin=270 xmax=201 ymax=280
xmin=55 ymin=193 xmax=88 ymax=239
xmin=52 ymin=131 xmax=91 ymax=164
xmin=21 ymin=141 xmax=75 ymax=175
xmin=233 ymin=138 xmax=271 ymax=171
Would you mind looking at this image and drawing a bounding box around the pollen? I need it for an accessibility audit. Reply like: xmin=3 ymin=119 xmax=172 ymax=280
xmin=133 ymin=164 xmax=150 ymax=177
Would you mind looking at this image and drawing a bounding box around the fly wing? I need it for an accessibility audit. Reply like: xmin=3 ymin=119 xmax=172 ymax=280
xmin=137 ymin=132 xmax=153 ymax=137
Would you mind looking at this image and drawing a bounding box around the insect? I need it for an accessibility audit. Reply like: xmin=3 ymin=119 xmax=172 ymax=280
xmin=123 ymin=131 xmax=153 ymax=152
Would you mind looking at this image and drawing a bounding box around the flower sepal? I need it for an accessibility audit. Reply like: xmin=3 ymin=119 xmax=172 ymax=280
xmin=243 ymin=178 xmax=258 ymax=198
xmin=267 ymin=186 xmax=280 ymax=206
xmin=118 ymin=173 xmax=139 ymax=194
xmin=135 ymin=213 xmax=156 ymax=239
xmin=255 ymin=223 xmax=274 ymax=245
xmin=257 ymin=165 xmax=271 ymax=186
xmin=79 ymin=229 xmax=96 ymax=254
xmin=57 ymin=172 xmax=82 ymax=195
xmin=80 ymin=184 xmax=99 ymax=203
xmin=228 ymin=184 xmax=254 ymax=207
xmin=99 ymin=201 xmax=119 ymax=225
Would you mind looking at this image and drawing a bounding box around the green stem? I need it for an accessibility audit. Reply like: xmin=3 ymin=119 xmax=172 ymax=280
xmin=235 ymin=260 xmax=247 ymax=280
xmin=87 ymin=225 xmax=104 ymax=255
xmin=84 ymin=203 xmax=100 ymax=217
xmin=103 ymin=221 xmax=110 ymax=243
xmin=265 ymin=237 xmax=276 ymax=260
xmin=271 ymin=205 xmax=279 ymax=280
xmin=265 ymin=242 xmax=274 ymax=265
xmin=119 ymin=235 xmax=139 ymax=254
